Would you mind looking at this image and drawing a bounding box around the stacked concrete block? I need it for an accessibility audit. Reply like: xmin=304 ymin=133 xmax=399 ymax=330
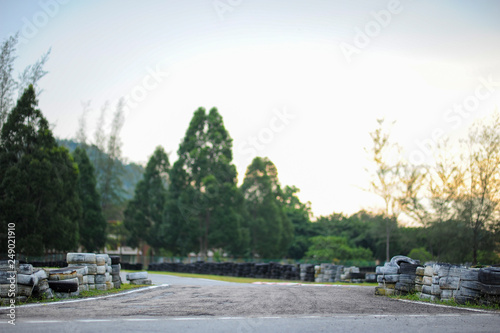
xmin=110 ymin=256 xmax=122 ymax=289
xmin=126 ymin=271 xmax=152 ymax=285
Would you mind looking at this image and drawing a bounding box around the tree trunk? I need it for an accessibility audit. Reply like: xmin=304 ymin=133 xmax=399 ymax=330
xmin=472 ymin=225 xmax=478 ymax=266
xmin=386 ymin=219 xmax=390 ymax=263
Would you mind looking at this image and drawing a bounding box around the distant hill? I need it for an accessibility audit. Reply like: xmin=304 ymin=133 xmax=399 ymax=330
xmin=57 ymin=139 xmax=144 ymax=201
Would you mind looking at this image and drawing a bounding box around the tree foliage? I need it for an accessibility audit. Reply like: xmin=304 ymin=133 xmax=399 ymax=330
xmin=0 ymin=34 xmax=50 ymax=130
xmin=73 ymin=146 xmax=106 ymax=252
xmin=124 ymin=146 xmax=170 ymax=253
xmin=0 ymin=86 xmax=80 ymax=255
xmin=165 ymin=107 xmax=246 ymax=257
xmin=305 ymin=236 xmax=373 ymax=262
xmin=241 ymin=157 xmax=293 ymax=258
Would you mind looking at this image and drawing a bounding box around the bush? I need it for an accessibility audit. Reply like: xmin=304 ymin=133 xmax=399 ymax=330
xmin=408 ymin=247 xmax=433 ymax=263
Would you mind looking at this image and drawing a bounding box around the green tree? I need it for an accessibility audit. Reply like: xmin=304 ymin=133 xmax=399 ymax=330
xmin=166 ymin=107 xmax=247 ymax=257
xmin=305 ymin=236 xmax=373 ymax=262
xmin=241 ymin=157 xmax=293 ymax=258
xmin=124 ymin=146 xmax=170 ymax=254
xmin=0 ymin=86 xmax=80 ymax=255
xmin=73 ymin=146 xmax=106 ymax=252
xmin=281 ymin=186 xmax=316 ymax=259
xmin=0 ymin=33 xmax=50 ymax=130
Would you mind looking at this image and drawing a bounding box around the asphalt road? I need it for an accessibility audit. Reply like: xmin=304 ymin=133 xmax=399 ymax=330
xmin=1 ymin=273 xmax=499 ymax=332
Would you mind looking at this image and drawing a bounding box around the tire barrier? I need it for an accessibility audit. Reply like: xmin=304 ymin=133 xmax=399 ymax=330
xmin=148 ymin=261 xmax=376 ymax=283
xmin=375 ymin=256 xmax=500 ymax=306
xmin=126 ymin=271 xmax=152 ymax=285
xmin=66 ymin=253 xmax=118 ymax=294
xmin=0 ymin=261 xmax=54 ymax=306
xmin=121 ymin=262 xmax=143 ymax=270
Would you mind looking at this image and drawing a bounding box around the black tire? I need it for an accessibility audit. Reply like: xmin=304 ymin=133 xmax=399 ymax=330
xmin=376 ymin=266 xmax=399 ymax=275
xmin=439 ymin=276 xmax=460 ymax=290
xmin=460 ymin=280 xmax=482 ymax=291
xmin=377 ymin=274 xmax=399 ymax=283
xmin=110 ymin=256 xmax=121 ymax=265
xmin=0 ymin=271 xmax=16 ymax=284
xmin=455 ymin=295 xmax=477 ymax=305
xmin=17 ymin=273 xmax=38 ymax=286
xmin=460 ymin=268 xmax=479 ymax=281
xmin=395 ymin=282 xmax=414 ymax=293
xmin=48 ymin=278 xmax=79 ymax=293
xmin=421 ymin=285 xmax=432 ymax=295
xmin=481 ymin=283 xmax=500 ymax=296
xmin=478 ymin=267 xmax=500 ymax=285
xmin=389 ymin=255 xmax=420 ymax=267
xmin=66 ymin=253 xmax=96 ymax=265
xmin=95 ymin=274 xmax=106 ymax=284
xmin=399 ymin=263 xmax=420 ymax=275
xmin=399 ymin=274 xmax=416 ymax=284
xmin=18 ymin=264 xmax=34 ymax=275
xmin=459 ymin=286 xmax=481 ymax=298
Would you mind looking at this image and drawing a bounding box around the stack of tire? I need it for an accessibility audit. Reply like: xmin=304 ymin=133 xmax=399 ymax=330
xmin=375 ymin=263 xmax=399 ymax=296
xmin=375 ymin=256 xmax=420 ymax=296
xmin=95 ymin=254 xmax=113 ymax=291
xmin=126 ymin=271 xmax=152 ymax=285
xmin=0 ymin=261 xmax=37 ymax=305
xmin=67 ymin=253 xmax=98 ymax=291
xmin=436 ymin=264 xmax=462 ymax=301
xmin=453 ymin=267 xmax=481 ymax=304
xmin=299 ymin=264 xmax=315 ymax=282
xmin=48 ymin=267 xmax=84 ymax=298
xmin=419 ymin=265 xmax=435 ymax=300
xmin=315 ymin=264 xmax=331 ymax=282
xmin=477 ymin=267 xmax=500 ymax=306
xmin=314 ymin=265 xmax=322 ymax=282
xmin=395 ymin=262 xmax=420 ymax=295
xmin=32 ymin=268 xmax=53 ymax=299
xmin=110 ymin=256 xmax=121 ymax=289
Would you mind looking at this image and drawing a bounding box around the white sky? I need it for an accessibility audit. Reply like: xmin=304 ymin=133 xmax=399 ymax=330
xmin=1 ymin=0 xmax=500 ymax=219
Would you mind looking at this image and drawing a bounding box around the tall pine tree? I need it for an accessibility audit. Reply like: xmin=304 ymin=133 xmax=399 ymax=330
xmin=124 ymin=146 xmax=170 ymax=254
xmin=241 ymin=157 xmax=293 ymax=258
xmin=165 ymin=107 xmax=247 ymax=257
xmin=73 ymin=146 xmax=107 ymax=252
xmin=0 ymin=85 xmax=80 ymax=255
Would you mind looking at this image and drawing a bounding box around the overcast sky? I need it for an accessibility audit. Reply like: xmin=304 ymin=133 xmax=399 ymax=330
xmin=1 ymin=0 xmax=500 ymax=219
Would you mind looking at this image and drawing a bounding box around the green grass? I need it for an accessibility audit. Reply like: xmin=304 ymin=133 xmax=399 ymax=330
xmin=6 ymin=283 xmax=150 ymax=307
xmin=389 ymin=292 xmax=500 ymax=312
xmin=122 ymin=269 xmax=378 ymax=286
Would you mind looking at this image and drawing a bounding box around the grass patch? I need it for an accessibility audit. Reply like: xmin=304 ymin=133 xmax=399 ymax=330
xmin=390 ymin=292 xmax=500 ymax=312
xmin=122 ymin=269 xmax=378 ymax=286
xmin=8 ymin=283 xmax=150 ymax=307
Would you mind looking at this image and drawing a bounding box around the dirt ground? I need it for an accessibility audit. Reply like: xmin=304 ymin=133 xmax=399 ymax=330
xmin=3 ymin=285 xmax=486 ymax=321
